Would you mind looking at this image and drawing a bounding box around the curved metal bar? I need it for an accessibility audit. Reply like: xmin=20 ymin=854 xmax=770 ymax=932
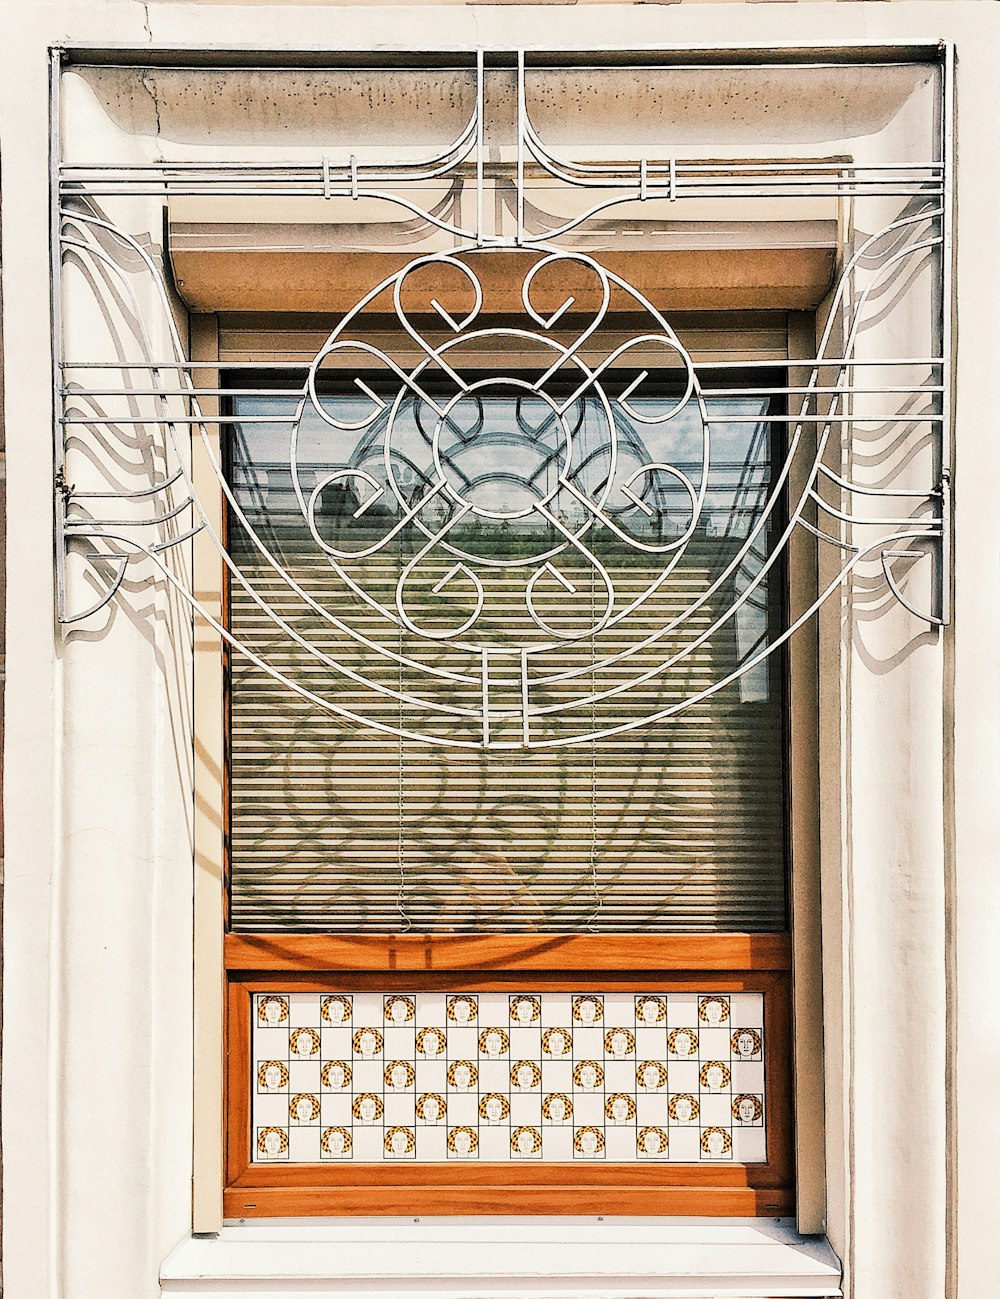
xmin=881 ymin=547 xmax=946 ymax=627
xmin=61 ymin=212 xmax=483 ymax=705
xmin=58 ymin=549 xmax=129 ymax=625
xmin=532 ymin=212 xmax=944 ymax=694
xmin=69 ymin=467 xmax=186 ymax=500
xmin=809 ymin=486 xmax=942 ymax=531
xmin=530 ymin=529 xmax=941 ymax=748
xmin=67 ymin=529 xmax=484 ymax=746
xmin=818 ymin=459 xmax=943 ymax=498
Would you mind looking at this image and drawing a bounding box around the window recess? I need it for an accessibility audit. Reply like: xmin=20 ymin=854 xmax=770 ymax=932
xmin=52 ymin=49 xmax=951 ymax=1226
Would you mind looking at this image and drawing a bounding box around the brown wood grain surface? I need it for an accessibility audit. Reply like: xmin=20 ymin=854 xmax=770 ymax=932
xmin=225 ymin=932 xmax=791 ymax=972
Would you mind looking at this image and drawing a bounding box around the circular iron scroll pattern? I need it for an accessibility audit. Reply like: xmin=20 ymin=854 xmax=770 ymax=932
xmin=241 ymin=246 xmax=780 ymax=749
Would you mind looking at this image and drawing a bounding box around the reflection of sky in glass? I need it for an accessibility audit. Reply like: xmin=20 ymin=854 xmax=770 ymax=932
xmin=230 ymin=388 xmax=776 ymax=701
xmin=232 ymin=391 xmax=771 ymax=539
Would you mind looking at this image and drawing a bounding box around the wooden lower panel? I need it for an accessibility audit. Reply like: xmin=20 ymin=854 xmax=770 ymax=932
xmin=225 ymin=932 xmax=791 ymax=972
xmin=225 ymin=961 xmax=793 ymax=1217
xmin=230 ymin=1160 xmax=781 ymax=1189
xmin=224 ymin=1185 xmax=794 ymax=1218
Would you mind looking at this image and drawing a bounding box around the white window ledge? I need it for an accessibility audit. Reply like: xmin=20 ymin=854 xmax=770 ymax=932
xmin=160 ymin=1216 xmax=842 ymax=1297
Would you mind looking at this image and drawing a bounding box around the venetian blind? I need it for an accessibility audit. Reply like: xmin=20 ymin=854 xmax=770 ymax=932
xmin=226 ymin=382 xmax=786 ymax=933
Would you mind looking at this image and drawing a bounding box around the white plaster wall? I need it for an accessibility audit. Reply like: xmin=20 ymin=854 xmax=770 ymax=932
xmin=2 ymin=5 xmax=998 ymax=1299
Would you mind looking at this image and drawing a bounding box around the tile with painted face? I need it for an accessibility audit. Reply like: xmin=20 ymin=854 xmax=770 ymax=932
xmin=321 ymin=1060 xmax=352 ymax=1091
xmin=511 ymin=1125 xmax=543 ymax=1158
xmin=699 ymin=1061 xmax=731 ymax=1093
xmin=604 ymin=1092 xmax=637 ymax=1124
xmin=572 ymin=1060 xmax=604 ymax=1092
xmin=447 ymin=995 xmax=477 ymax=1024
xmin=351 ymin=1028 xmax=383 ymax=1059
xmin=636 ymin=1061 xmax=669 ymax=1091
xmin=635 ymin=995 xmax=666 ymax=1026
xmin=384 ymin=1126 xmax=416 ymax=1158
xmin=542 ymin=1092 xmax=573 ymax=1124
xmin=320 ymin=1126 xmax=353 ymax=1158
xmin=257 ymin=1061 xmax=289 ymax=1093
xmin=256 ymin=1127 xmax=289 ymax=1159
xmin=447 ymin=1126 xmax=479 ymax=1159
xmin=510 ymin=1060 xmax=541 ymax=1091
xmin=637 ymin=1126 xmax=669 ymax=1158
xmin=732 ymin=1028 xmax=763 ymax=1059
xmin=447 ymin=1060 xmax=478 ymax=1092
xmin=699 ymin=996 xmax=730 ymax=1026
xmin=573 ymin=1126 xmax=606 ymax=1158
xmin=416 ymin=1092 xmax=447 ymax=1124
xmin=478 ymin=1027 xmax=510 ymax=1058
xmin=700 ymin=1126 xmax=733 ymax=1159
xmin=732 ymin=1093 xmax=764 ymax=1126
xmin=321 ymin=995 xmax=352 ymax=1026
xmin=572 ymin=995 xmax=603 ymax=1025
xmin=668 ymin=1093 xmax=700 ymax=1124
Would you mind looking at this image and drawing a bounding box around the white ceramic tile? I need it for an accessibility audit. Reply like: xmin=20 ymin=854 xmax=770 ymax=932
xmin=416 ymin=993 xmax=447 ymax=1026
xmin=288 ymin=1060 xmax=321 ymax=1092
xmin=732 ymin=1126 xmax=768 ymax=1164
xmin=602 ymin=994 xmax=635 ymax=1028
xmin=604 ymin=1125 xmax=638 ymax=1161
xmin=288 ymin=993 xmax=319 ymax=1028
xmin=666 ymin=994 xmax=698 ymax=1027
xmin=287 ymin=1125 xmax=320 ymax=1162
xmin=249 ymin=990 xmax=768 ymax=1165
xmin=635 ymin=1092 xmax=666 ymax=1126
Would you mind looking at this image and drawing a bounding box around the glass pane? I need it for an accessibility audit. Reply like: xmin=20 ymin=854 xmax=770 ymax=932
xmin=226 ymin=382 xmax=786 ymax=933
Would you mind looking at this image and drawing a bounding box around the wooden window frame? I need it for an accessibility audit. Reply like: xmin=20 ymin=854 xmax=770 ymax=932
xmin=224 ymin=935 xmax=793 ymax=1217
xmin=191 ymin=307 xmax=820 ymax=1225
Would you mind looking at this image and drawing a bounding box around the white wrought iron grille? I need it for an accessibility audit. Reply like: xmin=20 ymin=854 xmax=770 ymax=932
xmin=53 ymin=50 xmax=951 ymax=929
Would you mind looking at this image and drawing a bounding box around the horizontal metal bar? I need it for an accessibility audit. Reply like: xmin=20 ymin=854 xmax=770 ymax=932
xmin=59 ymin=412 xmax=945 ymax=426
xmin=708 ymin=413 xmax=941 ymax=424
xmin=60 ymin=160 xmax=943 ymax=175
xmin=62 ymin=384 xmax=947 ymax=399
xmin=55 ymin=40 xmax=946 ymax=70
xmin=63 ymin=361 xmax=313 ymax=370
xmin=61 ymin=357 xmax=947 ymax=371
xmin=61 ymin=184 xmax=942 ymax=199
xmin=62 ymin=415 xmax=297 ymax=424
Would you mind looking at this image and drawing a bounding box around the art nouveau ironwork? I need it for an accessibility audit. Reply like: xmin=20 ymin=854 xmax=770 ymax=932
xmin=54 ymin=51 xmax=951 ymax=750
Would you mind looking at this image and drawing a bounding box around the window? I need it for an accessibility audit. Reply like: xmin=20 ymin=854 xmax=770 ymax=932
xmin=54 ymin=50 xmax=948 ymax=1234
xmin=219 ymin=293 xmax=795 ymax=1216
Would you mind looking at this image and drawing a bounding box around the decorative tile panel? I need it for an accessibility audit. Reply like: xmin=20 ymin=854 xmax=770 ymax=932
xmin=251 ymin=991 xmax=767 ymax=1164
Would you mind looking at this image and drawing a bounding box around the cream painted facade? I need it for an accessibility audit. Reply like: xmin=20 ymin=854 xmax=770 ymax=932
xmin=2 ymin=3 xmax=998 ymax=1299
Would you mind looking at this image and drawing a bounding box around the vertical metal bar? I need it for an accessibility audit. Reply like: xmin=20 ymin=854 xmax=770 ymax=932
xmin=939 ymin=40 xmax=955 ymax=627
xmin=520 ymin=649 xmax=530 ymax=747
xmin=516 ymin=50 xmax=525 ymax=246
xmin=939 ymin=46 xmax=957 ymax=1299
xmin=51 ymin=47 xmax=67 ymax=625
xmin=46 ymin=49 xmax=68 ymax=1299
xmin=481 ymin=649 xmax=491 ymax=747
xmin=476 ymin=48 xmax=484 ymax=246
